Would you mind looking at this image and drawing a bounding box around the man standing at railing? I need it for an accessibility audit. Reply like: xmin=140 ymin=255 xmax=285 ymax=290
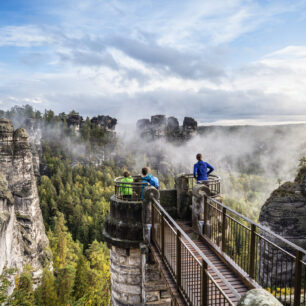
xmin=193 ymin=153 xmax=214 ymax=183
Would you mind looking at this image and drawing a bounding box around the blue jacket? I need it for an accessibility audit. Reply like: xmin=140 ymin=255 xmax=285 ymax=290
xmin=141 ymin=174 xmax=159 ymax=199
xmin=142 ymin=174 xmax=159 ymax=189
xmin=193 ymin=161 xmax=214 ymax=182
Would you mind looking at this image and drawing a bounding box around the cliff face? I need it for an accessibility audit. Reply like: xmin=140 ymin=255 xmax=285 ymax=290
xmin=0 ymin=118 xmax=51 ymax=283
xmin=259 ymin=166 xmax=306 ymax=249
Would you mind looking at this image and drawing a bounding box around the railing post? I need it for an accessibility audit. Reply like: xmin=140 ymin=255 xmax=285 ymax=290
xmin=294 ymin=250 xmax=302 ymax=306
xmin=152 ymin=204 xmax=155 ymax=242
xmin=249 ymin=224 xmax=256 ymax=279
xmin=221 ymin=207 xmax=226 ymax=252
xmin=176 ymin=231 xmax=181 ymax=288
xmin=161 ymin=213 xmax=165 ymax=256
xmin=203 ymin=195 xmax=208 ymax=236
xmin=201 ymin=259 xmax=209 ymax=306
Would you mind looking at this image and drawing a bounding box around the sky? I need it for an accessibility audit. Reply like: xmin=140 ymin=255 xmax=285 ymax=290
xmin=1 ymin=0 xmax=306 ymax=124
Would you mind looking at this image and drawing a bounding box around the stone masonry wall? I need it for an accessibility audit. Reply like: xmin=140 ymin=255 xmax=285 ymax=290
xmin=141 ymin=246 xmax=172 ymax=305
xmin=111 ymin=246 xmax=142 ymax=305
xmin=110 ymin=245 xmax=172 ymax=305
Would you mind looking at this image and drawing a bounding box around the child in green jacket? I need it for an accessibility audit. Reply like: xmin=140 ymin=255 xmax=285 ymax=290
xmin=120 ymin=171 xmax=133 ymax=198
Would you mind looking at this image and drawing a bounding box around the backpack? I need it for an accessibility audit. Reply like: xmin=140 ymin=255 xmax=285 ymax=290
xmin=149 ymin=176 xmax=159 ymax=189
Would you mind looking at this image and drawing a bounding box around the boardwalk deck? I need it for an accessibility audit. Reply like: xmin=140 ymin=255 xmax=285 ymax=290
xmin=176 ymin=220 xmax=250 ymax=305
xmin=151 ymin=216 xmax=251 ymax=305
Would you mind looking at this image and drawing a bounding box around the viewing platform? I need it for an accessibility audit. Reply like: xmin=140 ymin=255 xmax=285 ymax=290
xmin=185 ymin=173 xmax=221 ymax=197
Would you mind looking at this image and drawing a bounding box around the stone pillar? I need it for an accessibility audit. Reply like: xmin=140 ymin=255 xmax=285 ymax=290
xmin=103 ymin=188 xmax=171 ymax=305
xmin=141 ymin=245 xmax=172 ymax=305
xmin=192 ymin=184 xmax=210 ymax=234
xmin=110 ymin=246 xmax=143 ymax=305
xmin=175 ymin=174 xmax=191 ymax=219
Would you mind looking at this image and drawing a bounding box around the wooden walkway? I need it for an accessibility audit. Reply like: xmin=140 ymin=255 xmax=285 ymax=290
xmin=177 ymin=220 xmax=250 ymax=305
xmin=151 ymin=219 xmax=251 ymax=305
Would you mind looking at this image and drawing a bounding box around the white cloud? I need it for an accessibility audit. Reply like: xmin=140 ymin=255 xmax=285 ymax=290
xmin=1 ymin=0 xmax=306 ymax=124
xmin=0 ymin=25 xmax=50 ymax=47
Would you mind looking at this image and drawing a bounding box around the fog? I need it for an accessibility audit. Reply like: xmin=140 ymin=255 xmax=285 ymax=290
xmin=117 ymin=122 xmax=306 ymax=218
xmin=3 ymin=107 xmax=306 ymax=219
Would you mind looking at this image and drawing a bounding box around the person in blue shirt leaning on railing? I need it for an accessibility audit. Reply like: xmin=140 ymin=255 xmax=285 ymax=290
xmin=193 ymin=153 xmax=214 ymax=183
xmin=141 ymin=167 xmax=159 ymax=199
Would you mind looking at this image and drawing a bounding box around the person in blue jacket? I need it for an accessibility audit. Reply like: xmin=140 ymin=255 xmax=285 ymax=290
xmin=193 ymin=153 xmax=214 ymax=183
xmin=141 ymin=167 xmax=159 ymax=199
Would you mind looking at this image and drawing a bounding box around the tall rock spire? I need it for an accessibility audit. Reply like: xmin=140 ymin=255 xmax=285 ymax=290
xmin=0 ymin=118 xmax=51 ymax=286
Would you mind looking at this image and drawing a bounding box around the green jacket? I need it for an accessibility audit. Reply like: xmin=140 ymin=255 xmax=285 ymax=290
xmin=119 ymin=176 xmax=133 ymax=196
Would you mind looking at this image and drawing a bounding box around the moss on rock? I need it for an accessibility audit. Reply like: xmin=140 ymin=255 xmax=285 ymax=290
xmin=0 ymin=173 xmax=14 ymax=204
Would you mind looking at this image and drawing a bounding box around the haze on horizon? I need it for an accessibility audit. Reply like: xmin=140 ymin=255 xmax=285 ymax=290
xmin=1 ymin=0 xmax=306 ymax=124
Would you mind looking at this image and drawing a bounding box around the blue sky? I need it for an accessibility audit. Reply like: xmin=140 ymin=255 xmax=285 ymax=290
xmin=1 ymin=0 xmax=306 ymax=124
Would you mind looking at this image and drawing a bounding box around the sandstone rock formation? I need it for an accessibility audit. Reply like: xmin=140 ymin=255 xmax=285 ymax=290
xmin=258 ymin=166 xmax=306 ymax=287
xmin=182 ymin=116 xmax=198 ymax=139
xmin=0 ymin=118 xmax=51 ymax=285
xmin=136 ymin=115 xmax=198 ymax=142
xmin=259 ymin=166 xmax=306 ymax=249
xmin=67 ymin=113 xmax=83 ymax=132
xmin=24 ymin=118 xmax=42 ymax=178
xmin=91 ymin=115 xmax=117 ymax=131
xmin=238 ymin=289 xmax=282 ymax=306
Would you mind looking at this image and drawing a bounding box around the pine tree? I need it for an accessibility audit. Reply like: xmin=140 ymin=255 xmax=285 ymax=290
xmin=35 ymin=268 xmax=58 ymax=306
xmin=9 ymin=266 xmax=34 ymax=306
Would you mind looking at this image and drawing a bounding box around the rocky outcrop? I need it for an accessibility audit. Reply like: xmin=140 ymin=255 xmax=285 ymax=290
xmin=91 ymin=115 xmax=117 ymax=131
xmin=24 ymin=118 xmax=42 ymax=178
xmin=182 ymin=117 xmax=197 ymax=139
xmin=136 ymin=115 xmax=198 ymax=142
xmin=67 ymin=113 xmax=83 ymax=132
xmin=0 ymin=118 xmax=51 ymax=285
xmin=259 ymin=166 xmax=306 ymax=249
xmin=258 ymin=166 xmax=306 ymax=287
xmin=238 ymin=289 xmax=282 ymax=306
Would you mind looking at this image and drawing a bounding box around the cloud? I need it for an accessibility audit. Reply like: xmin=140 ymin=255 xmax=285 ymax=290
xmin=0 ymin=25 xmax=50 ymax=47
xmin=1 ymin=1 xmax=306 ymax=123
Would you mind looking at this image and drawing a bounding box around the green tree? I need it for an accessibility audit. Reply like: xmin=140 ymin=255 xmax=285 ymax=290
xmin=9 ymin=266 xmax=34 ymax=306
xmin=0 ymin=268 xmax=15 ymax=304
xmin=35 ymin=268 xmax=58 ymax=306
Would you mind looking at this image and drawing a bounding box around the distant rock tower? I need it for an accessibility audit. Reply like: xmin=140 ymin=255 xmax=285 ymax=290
xmin=103 ymin=181 xmax=171 ymax=305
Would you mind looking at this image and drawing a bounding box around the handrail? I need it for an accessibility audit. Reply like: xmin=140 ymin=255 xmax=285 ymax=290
xmin=203 ymin=196 xmax=306 ymax=306
xmin=114 ymin=176 xmax=150 ymax=201
xmin=208 ymin=197 xmax=306 ymax=255
xmin=185 ymin=173 xmax=221 ymax=182
xmin=184 ymin=173 xmax=221 ymax=197
xmin=152 ymin=197 xmax=241 ymax=301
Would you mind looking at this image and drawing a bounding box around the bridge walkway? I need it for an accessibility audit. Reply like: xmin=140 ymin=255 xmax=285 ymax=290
xmin=151 ymin=195 xmax=253 ymax=305
xmin=176 ymin=220 xmax=249 ymax=304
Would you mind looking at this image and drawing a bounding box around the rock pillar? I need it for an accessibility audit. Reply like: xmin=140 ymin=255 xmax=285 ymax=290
xmin=192 ymin=184 xmax=210 ymax=234
xmin=0 ymin=118 xmax=51 ymax=286
xmin=175 ymin=174 xmax=192 ymax=219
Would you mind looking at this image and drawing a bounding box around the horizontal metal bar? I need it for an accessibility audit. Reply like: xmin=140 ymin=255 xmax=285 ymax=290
xmin=152 ymin=197 xmax=241 ymax=301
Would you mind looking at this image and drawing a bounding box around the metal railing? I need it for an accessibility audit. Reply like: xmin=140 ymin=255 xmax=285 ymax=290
xmin=114 ymin=176 xmax=149 ymax=201
xmin=186 ymin=174 xmax=221 ymax=197
xmin=152 ymin=197 xmax=238 ymax=305
xmin=203 ymin=196 xmax=306 ymax=306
